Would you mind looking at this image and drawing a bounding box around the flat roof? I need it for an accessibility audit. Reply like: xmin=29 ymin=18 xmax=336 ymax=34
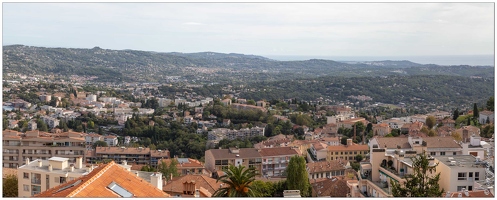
xmin=433 ymin=155 xmax=487 ymax=169
xmin=49 ymin=157 xmax=70 ymax=162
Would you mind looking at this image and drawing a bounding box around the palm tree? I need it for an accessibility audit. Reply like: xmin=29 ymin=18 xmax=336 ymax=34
xmin=213 ymin=164 xmax=259 ymax=197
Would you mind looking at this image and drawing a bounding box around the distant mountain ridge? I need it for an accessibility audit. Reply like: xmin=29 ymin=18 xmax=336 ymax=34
xmin=3 ymin=45 xmax=494 ymax=83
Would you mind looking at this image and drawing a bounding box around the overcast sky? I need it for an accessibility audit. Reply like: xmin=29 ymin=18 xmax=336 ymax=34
xmin=3 ymin=3 xmax=494 ymax=57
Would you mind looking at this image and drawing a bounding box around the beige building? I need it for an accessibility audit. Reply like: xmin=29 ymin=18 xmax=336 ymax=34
xmin=87 ymin=147 xmax=170 ymax=168
xmin=3 ymin=130 xmax=86 ymax=168
xmin=306 ymin=160 xmax=349 ymax=180
xmin=434 ymin=155 xmax=487 ymax=193
xmin=17 ymin=157 xmax=89 ymax=197
xmin=204 ymin=147 xmax=262 ymax=176
xmin=259 ymin=147 xmax=300 ymax=177
xmin=326 ymin=139 xmax=369 ymax=161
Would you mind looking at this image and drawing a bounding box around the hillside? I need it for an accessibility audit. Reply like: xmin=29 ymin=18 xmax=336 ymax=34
xmin=3 ymin=45 xmax=494 ymax=83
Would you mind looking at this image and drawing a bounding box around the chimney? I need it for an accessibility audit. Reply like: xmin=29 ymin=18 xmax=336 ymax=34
xmin=122 ymin=160 xmax=127 ymax=166
xmin=170 ymin=173 xmax=173 ymax=181
xmin=70 ymin=164 xmax=74 ymax=172
xmin=195 ymin=188 xmax=200 ymax=198
xmin=464 ymin=190 xmax=469 ymax=197
xmin=150 ymin=172 xmax=163 ymax=190
xmin=48 ymin=164 xmax=53 ymax=172
xmin=76 ymin=157 xmax=83 ymax=169
xmin=347 ymin=139 xmax=352 ymax=146
xmin=26 ymin=158 xmax=30 ymax=166
xmin=38 ymin=160 xmax=42 ymax=167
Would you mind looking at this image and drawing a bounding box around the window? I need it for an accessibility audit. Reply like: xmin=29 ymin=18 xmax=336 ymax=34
xmin=458 ymin=172 xmax=467 ymax=180
xmin=468 ymin=186 xmax=473 ymax=191
xmin=23 ymin=184 xmax=29 ymax=191
xmin=349 ymin=156 xmax=353 ymax=160
xmin=457 ymin=186 xmax=465 ymax=191
xmin=475 ymin=172 xmax=480 ymax=181
xmin=430 ymin=152 xmax=436 ymax=156
xmin=345 ymin=152 xmax=348 ymax=155
xmin=108 ymin=182 xmax=133 ymax=197
xmin=453 ymin=152 xmax=457 ymax=155
xmin=23 ymin=173 xmax=29 ymax=179
xmin=31 ymin=185 xmax=41 ymax=196
xmin=31 ymin=173 xmax=41 ymax=184
xmin=340 ymin=152 xmax=343 ymax=155
xmin=354 ymin=151 xmax=357 ymax=155
xmin=335 ymin=152 xmax=338 ymax=155
xmin=440 ymin=152 xmax=446 ymax=156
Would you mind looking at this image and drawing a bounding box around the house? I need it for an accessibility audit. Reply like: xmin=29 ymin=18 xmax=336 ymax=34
xmin=442 ymin=118 xmax=456 ymax=128
xmin=221 ymin=99 xmax=231 ymax=106
xmin=372 ymin=123 xmax=391 ymax=136
xmin=311 ymin=177 xmax=351 ymax=197
xmin=309 ymin=142 xmax=328 ymax=161
xmin=85 ymin=133 xmax=103 ymax=146
xmin=163 ymin=174 xmax=219 ymax=197
xmin=256 ymin=100 xmax=266 ymax=108
xmin=455 ymin=126 xmax=481 ymax=142
xmin=158 ymin=158 xmax=208 ymax=176
xmin=479 ymin=111 xmax=494 ymax=124
xmin=337 ymin=118 xmax=368 ymax=129
xmin=103 ymin=135 xmax=118 ymax=146
xmin=222 ymin=119 xmax=231 ymax=127
xmin=34 ymin=161 xmax=169 ymax=197
xmin=307 ymin=160 xmax=348 ymax=180
xmin=322 ymin=123 xmax=338 ymax=137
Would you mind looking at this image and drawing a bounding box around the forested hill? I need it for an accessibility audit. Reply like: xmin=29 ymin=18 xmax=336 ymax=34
xmin=3 ymin=45 xmax=494 ymax=83
xmin=236 ymin=75 xmax=494 ymax=107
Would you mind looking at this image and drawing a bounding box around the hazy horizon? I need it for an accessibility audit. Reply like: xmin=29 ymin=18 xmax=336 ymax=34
xmin=3 ymin=3 xmax=494 ymax=58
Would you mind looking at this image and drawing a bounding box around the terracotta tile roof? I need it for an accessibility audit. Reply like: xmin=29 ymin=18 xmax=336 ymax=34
xmin=35 ymin=161 xmax=170 ymax=197
xmin=319 ymin=137 xmax=340 ymax=142
xmin=158 ymin=158 xmax=205 ymax=169
xmin=480 ymin=110 xmax=494 ymax=116
xmin=375 ymin=137 xmax=411 ymax=149
xmin=326 ymin=144 xmax=369 ymax=151
xmin=444 ymin=190 xmax=494 ymax=198
xmin=423 ymin=137 xmax=461 ymax=148
xmin=307 ymin=160 xmax=347 ymax=173
xmin=311 ymin=177 xmax=350 ymax=197
xmin=312 ymin=142 xmax=328 ymax=151
xmin=258 ymin=147 xmax=299 ymax=157
xmin=150 ymin=149 xmax=171 ymax=158
xmin=163 ymin=174 xmax=219 ymax=196
xmin=2 ymin=168 xmax=17 ymax=178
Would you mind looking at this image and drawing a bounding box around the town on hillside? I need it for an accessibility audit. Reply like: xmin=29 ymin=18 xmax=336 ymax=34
xmin=2 ymin=73 xmax=495 ymax=198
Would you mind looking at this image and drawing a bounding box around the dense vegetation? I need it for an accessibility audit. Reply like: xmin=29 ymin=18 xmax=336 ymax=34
xmin=4 ymin=45 xmax=494 ymax=84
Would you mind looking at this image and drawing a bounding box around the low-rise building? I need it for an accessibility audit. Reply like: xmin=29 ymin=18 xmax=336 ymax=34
xmin=434 ymin=155 xmax=487 ymax=193
xmin=307 ymin=160 xmax=348 ymax=180
xmin=326 ymin=139 xmax=369 ymax=161
xmin=34 ymin=161 xmax=169 ymax=197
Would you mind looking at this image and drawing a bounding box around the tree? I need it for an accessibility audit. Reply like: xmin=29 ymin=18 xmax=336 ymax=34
xmin=251 ymin=180 xmax=275 ymax=197
xmin=355 ymin=154 xmax=364 ymax=162
xmin=3 ymin=174 xmax=18 ymax=197
xmin=428 ymin=129 xmax=437 ymax=137
xmin=93 ymin=140 xmax=108 ymax=148
xmin=487 ymin=96 xmax=494 ymax=111
xmin=213 ymin=164 xmax=259 ymax=197
xmin=247 ymin=99 xmax=256 ymax=105
xmin=473 ymin=103 xmax=479 ymax=119
xmin=286 ymin=156 xmax=310 ymax=197
xmin=452 ymin=109 xmax=459 ymax=120
xmin=426 ymin=116 xmax=436 ymax=129
xmin=452 ymin=132 xmax=462 ymax=142
xmin=391 ymin=152 xmax=444 ymax=197
xmin=341 ymin=136 xmax=349 ymax=145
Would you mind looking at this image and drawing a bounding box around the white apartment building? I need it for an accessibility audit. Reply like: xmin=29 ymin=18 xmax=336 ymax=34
xmin=104 ymin=135 xmax=118 ymax=146
xmin=17 ymin=157 xmax=89 ymax=197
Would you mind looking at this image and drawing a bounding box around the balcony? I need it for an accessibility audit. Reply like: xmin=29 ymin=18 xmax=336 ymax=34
xmin=31 ymin=178 xmax=41 ymax=185
xmin=379 ymin=166 xmax=406 ymax=181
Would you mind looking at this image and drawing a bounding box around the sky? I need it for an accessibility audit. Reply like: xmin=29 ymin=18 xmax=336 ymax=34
xmin=2 ymin=3 xmax=495 ymax=59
